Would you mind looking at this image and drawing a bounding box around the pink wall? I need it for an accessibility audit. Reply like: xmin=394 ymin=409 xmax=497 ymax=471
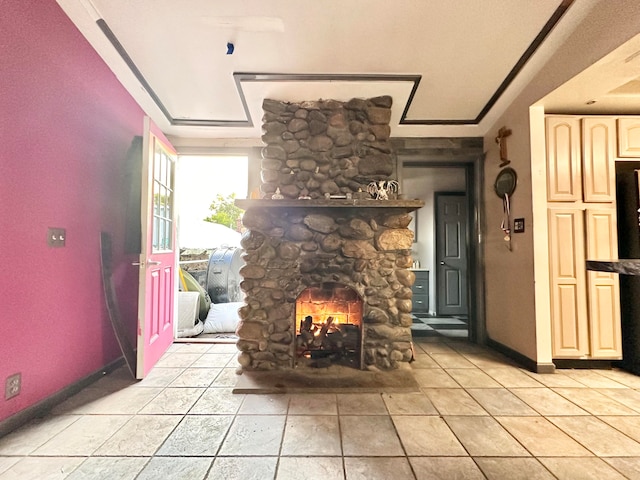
xmin=0 ymin=1 xmax=146 ymax=421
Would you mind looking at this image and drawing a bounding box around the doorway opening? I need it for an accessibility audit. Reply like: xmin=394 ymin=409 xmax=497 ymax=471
xmin=174 ymin=154 xmax=249 ymax=343
xmin=401 ymin=162 xmax=478 ymax=342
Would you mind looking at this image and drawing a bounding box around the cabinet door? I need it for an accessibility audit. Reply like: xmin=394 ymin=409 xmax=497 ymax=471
xmin=546 ymin=117 xmax=582 ymax=202
xmin=582 ymin=118 xmax=616 ymax=202
xmin=618 ymin=117 xmax=640 ymax=157
xmin=548 ymin=209 xmax=589 ymax=358
xmin=585 ymin=208 xmax=622 ymax=359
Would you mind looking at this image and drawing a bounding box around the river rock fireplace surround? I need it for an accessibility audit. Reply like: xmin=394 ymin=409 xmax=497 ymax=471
xmin=235 ymin=96 xmax=423 ymax=372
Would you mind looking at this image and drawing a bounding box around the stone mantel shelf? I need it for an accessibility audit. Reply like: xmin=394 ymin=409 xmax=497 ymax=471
xmin=586 ymin=259 xmax=640 ymax=275
xmin=236 ymin=198 xmax=424 ymax=212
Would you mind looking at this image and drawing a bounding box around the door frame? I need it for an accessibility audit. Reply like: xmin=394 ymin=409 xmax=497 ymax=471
xmin=434 ymin=191 xmax=470 ymax=317
xmin=400 ymin=157 xmax=485 ymax=344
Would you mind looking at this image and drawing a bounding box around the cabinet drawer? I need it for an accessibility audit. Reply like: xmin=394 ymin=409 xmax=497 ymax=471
xmin=412 ymin=281 xmax=428 ymax=294
xmin=412 ymin=294 xmax=429 ymax=313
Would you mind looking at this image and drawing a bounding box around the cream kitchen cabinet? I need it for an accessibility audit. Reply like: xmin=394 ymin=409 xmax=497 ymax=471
xmin=545 ymin=115 xmax=622 ymax=360
xmin=546 ymin=116 xmax=616 ymax=203
xmin=618 ymin=117 xmax=640 ymax=157
xmin=547 ymin=207 xmax=621 ymax=359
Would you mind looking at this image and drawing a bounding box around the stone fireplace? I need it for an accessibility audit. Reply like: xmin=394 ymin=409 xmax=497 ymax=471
xmin=235 ymin=96 xmax=423 ymax=371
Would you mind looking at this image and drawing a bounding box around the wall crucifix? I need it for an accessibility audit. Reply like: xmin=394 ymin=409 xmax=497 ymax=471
xmin=495 ymin=127 xmax=512 ymax=167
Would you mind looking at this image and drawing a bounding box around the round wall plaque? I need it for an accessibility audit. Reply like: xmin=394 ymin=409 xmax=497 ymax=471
xmin=494 ymin=167 xmax=517 ymax=197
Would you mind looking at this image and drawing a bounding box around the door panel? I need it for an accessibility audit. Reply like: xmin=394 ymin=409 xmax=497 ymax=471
xmin=435 ymin=193 xmax=468 ymax=316
xmin=585 ymin=208 xmax=621 ymax=359
xmin=547 ymin=208 xmax=588 ymax=358
xmin=136 ymin=117 xmax=177 ymax=379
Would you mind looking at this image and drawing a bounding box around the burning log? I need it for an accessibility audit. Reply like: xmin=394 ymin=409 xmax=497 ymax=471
xmin=312 ymin=316 xmax=334 ymax=348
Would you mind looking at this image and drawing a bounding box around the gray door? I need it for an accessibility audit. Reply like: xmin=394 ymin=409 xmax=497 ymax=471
xmin=435 ymin=192 xmax=468 ymax=316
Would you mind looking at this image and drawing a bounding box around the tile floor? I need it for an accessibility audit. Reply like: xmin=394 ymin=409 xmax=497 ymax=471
xmin=2 ymin=338 xmax=640 ymax=479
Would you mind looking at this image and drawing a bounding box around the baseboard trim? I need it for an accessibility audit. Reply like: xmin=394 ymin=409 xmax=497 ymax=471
xmin=486 ymin=338 xmax=556 ymax=374
xmin=0 ymin=357 xmax=126 ymax=438
xmin=554 ymin=359 xmax=613 ymax=370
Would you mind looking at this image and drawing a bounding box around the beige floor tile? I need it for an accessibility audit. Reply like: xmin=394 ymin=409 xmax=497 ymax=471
xmin=482 ymin=367 xmax=544 ymax=388
xmin=288 ymin=393 xmax=337 ymax=415
xmin=467 ymin=389 xmax=538 ymax=416
xmin=157 ymin=415 xmax=233 ymax=456
xmin=218 ymin=415 xmax=286 ymax=456
xmin=190 ymin=387 xmax=245 ymax=414
xmin=207 ymin=343 xmax=239 ymax=353
xmin=0 ymin=458 xmax=20 ymax=476
xmin=136 ymin=457 xmax=212 ymax=480
xmin=445 ymin=368 xmax=502 ymax=388
xmin=413 ymin=369 xmax=460 ymax=388
xmin=94 ymin=415 xmax=181 ymax=456
xmin=49 ymin=389 xmax=103 ymax=415
xmin=409 ymin=353 xmax=440 ymax=368
xmin=424 ymin=388 xmax=488 ymax=415
xmin=340 ymin=415 xmax=404 ymax=456
xmin=597 ymin=387 xmax=640 ymax=413
xmin=598 ymin=369 xmax=640 ymax=388
xmin=211 ymin=368 xmax=241 ymax=387
xmin=538 ymin=457 xmax=627 ymax=479
xmin=173 ymin=343 xmax=213 ymax=354
xmin=32 ymin=415 xmax=131 ymax=456
xmin=553 ymin=388 xmax=638 ymax=415
xmin=276 ymin=457 xmax=344 ymax=480
xmin=474 ymin=457 xmax=555 ymax=480
xmin=462 ymin=353 xmax=515 ymax=369
xmin=57 ymin=387 xmax=162 ymax=415
xmin=337 ymin=393 xmax=388 ymax=415
xmin=522 ymin=371 xmax=586 ymax=388
xmin=66 ymin=457 xmax=148 ymax=480
xmin=445 ymin=416 xmax=529 ymax=457
xmin=410 ymin=456 xmax=485 ymax=480
xmin=207 ymin=457 xmax=278 ymax=480
xmin=548 ymin=416 xmax=640 ymax=456
xmin=155 ymin=352 xmax=202 ymax=368
xmin=495 ymin=416 xmax=592 ymax=457
xmin=599 ymin=416 xmax=640 ymax=443
xmin=446 ymin=341 xmax=487 ymax=354
xmin=90 ymin=367 xmax=137 ymax=391
xmin=238 ymin=393 xmax=290 ymax=415
xmin=603 ymin=457 xmax=640 ymax=480
xmin=168 ymin=368 xmax=221 ymax=387
xmin=191 ymin=353 xmax=234 ymax=368
xmin=393 ymin=416 xmax=467 ymax=456
xmin=138 ymin=387 xmax=205 ymax=414
xmin=561 ymin=370 xmax=628 ymax=388
xmin=0 ymin=415 xmax=80 ymax=455
xmin=281 ymin=416 xmax=341 ymax=456
xmin=382 ymin=392 xmax=438 ymax=415
xmin=509 ymin=388 xmax=589 ymax=416
xmin=416 ymin=342 xmax=455 ymax=354
xmin=133 ymin=367 xmax=184 ymax=388
xmin=344 ymin=456 xmax=414 ymax=480
xmin=0 ymin=456 xmax=85 ymax=480
xmin=431 ymin=353 xmax=476 ymax=368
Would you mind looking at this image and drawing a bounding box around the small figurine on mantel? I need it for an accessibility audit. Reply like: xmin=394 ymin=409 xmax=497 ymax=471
xmin=367 ymin=180 xmax=399 ymax=200
xmin=271 ymin=187 xmax=284 ymax=199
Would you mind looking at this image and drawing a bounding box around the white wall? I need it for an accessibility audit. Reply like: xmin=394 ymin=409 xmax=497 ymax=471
xmin=402 ymin=166 xmax=466 ymax=314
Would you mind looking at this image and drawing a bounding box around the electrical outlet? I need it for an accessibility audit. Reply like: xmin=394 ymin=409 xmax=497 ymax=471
xmin=5 ymin=373 xmax=21 ymax=400
xmin=47 ymin=227 xmax=66 ymax=247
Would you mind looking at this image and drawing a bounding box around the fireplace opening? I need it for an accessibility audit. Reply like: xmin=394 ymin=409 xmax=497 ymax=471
xmin=295 ymin=283 xmax=363 ymax=369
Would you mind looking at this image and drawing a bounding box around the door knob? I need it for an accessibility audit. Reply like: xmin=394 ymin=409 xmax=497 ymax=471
xmin=440 ymin=261 xmax=445 ymax=265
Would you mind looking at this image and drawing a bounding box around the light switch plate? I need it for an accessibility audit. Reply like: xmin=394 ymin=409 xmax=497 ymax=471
xmin=513 ymin=218 xmax=525 ymax=233
xmin=48 ymin=227 xmax=66 ymax=247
